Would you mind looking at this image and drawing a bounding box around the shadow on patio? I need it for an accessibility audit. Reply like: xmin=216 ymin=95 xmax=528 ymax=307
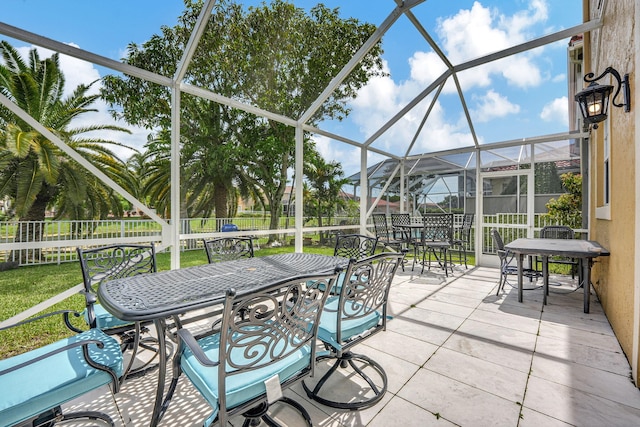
xmin=63 ymin=265 xmax=640 ymax=426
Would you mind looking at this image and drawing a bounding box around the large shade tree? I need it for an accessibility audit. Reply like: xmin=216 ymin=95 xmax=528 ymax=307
xmin=0 ymin=41 xmax=132 ymax=254
xmin=102 ymin=0 xmax=384 ymax=238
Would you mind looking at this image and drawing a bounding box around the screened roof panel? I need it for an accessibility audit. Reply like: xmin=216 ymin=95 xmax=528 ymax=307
xmin=1 ymin=0 xmax=587 ymax=175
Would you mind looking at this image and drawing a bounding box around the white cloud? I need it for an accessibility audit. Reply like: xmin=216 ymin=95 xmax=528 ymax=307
xmin=540 ymin=96 xmax=568 ymax=125
xmin=435 ymin=0 xmax=549 ymax=90
xmin=472 ymin=90 xmax=520 ymax=122
xmin=552 ymin=73 xmax=566 ymax=83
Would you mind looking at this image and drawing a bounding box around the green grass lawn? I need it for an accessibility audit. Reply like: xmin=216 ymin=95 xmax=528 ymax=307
xmin=0 ymin=244 xmax=335 ymax=358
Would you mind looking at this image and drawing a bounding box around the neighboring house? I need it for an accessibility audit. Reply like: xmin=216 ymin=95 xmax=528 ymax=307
xmin=579 ymin=0 xmax=640 ymax=386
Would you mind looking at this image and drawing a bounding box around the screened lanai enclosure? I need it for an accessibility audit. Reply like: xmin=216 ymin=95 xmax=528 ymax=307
xmin=0 ymin=0 xmax=596 ymax=270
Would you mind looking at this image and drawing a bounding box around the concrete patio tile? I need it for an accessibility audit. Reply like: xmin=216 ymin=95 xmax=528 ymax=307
xmin=518 ymin=407 xmax=573 ymax=427
xmin=523 ymin=375 xmax=640 ymax=426
xmin=467 ymin=306 xmax=541 ymax=335
xmin=415 ymin=297 xmax=476 ymax=318
xmin=424 ymin=347 xmax=529 ymax=402
xmin=317 ymin=392 xmax=393 ymax=427
xmin=538 ymin=320 xmax=622 ymax=352
xmin=388 ymin=282 xmax=445 ymax=306
xmin=386 ymin=299 xmax=412 ymax=318
xmin=386 ymin=316 xmax=458 ymax=347
xmin=398 ymin=368 xmax=522 ymax=426
xmin=474 ymin=297 xmax=543 ymax=321
xmin=540 ymin=312 xmax=616 ymax=336
xmin=367 ymin=396 xmax=457 ymax=427
xmin=291 ymin=359 xmax=385 ymax=420
xmin=265 ymin=389 xmax=349 ymax=427
xmin=534 ymin=335 xmax=631 ymax=376
xmin=364 ymin=328 xmax=440 ymax=366
xmin=453 ymin=318 xmax=538 ymax=353
xmin=427 ymin=290 xmax=483 ymax=308
xmin=530 ymin=353 xmax=640 ymax=409
xmin=358 ymin=345 xmax=423 ymax=393
xmin=442 ymin=329 xmax=534 ymax=373
xmin=436 ymin=284 xmax=492 ymax=300
xmin=387 ymin=305 xmax=466 ymax=346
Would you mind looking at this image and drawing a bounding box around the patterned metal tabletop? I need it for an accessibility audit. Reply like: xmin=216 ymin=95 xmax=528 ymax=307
xmin=98 ymin=253 xmax=348 ymax=321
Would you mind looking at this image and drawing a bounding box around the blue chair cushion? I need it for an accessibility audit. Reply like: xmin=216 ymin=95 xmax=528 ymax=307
xmin=180 ymin=332 xmax=313 ymax=422
xmin=317 ymin=296 xmax=381 ymax=350
xmin=315 ymin=271 xmax=346 ymax=293
xmin=85 ymin=304 xmax=132 ymax=330
xmin=0 ymin=328 xmax=123 ymax=426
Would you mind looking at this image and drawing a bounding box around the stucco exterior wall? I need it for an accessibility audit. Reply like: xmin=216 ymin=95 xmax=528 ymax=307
xmin=586 ymin=0 xmax=637 ymax=380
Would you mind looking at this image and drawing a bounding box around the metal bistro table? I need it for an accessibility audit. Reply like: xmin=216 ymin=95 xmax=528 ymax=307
xmin=98 ymin=252 xmax=349 ymax=427
xmin=504 ymin=238 xmax=609 ymax=313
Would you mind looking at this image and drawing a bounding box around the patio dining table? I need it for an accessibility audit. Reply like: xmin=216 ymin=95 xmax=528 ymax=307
xmin=504 ymin=238 xmax=609 ymax=313
xmin=98 ymin=252 xmax=349 ymax=427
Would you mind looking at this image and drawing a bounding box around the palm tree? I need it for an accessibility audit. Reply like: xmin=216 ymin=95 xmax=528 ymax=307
xmin=0 ymin=41 xmax=132 ymax=258
xmin=305 ymin=154 xmax=350 ymax=244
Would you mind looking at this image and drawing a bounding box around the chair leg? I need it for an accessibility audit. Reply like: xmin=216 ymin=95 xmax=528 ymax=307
xmin=241 ymin=398 xmax=312 ymax=427
xmin=33 ymin=406 xmax=116 ymax=427
xmin=496 ymin=264 xmax=505 ymax=296
xmin=303 ymin=351 xmax=387 ymax=410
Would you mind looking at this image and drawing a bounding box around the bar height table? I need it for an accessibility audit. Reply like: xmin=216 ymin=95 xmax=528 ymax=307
xmin=98 ymin=253 xmax=348 ymax=427
xmin=504 ymin=238 xmax=609 ymax=313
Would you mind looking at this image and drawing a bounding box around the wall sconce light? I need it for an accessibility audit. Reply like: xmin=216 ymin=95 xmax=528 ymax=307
xmin=575 ymin=66 xmax=630 ymax=129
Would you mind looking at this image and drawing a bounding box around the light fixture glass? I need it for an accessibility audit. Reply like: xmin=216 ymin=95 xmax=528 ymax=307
xmin=574 ymin=67 xmax=630 ymax=129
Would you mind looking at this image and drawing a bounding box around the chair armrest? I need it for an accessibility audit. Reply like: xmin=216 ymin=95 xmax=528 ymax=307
xmin=177 ymin=328 xmax=220 ymax=368
xmin=0 ymin=309 xmax=83 ymax=333
xmin=0 ymin=337 xmax=107 ymax=376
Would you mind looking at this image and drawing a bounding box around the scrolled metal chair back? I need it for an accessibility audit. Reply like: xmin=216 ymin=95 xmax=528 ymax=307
xmin=216 ymin=273 xmax=336 ymax=415
xmin=371 ymin=214 xmax=391 ymax=239
xmin=77 ymin=244 xmax=157 ymax=293
xmin=334 ymin=234 xmax=378 ymax=260
xmin=422 ymin=213 xmax=453 ymax=243
xmin=203 ymin=237 xmax=254 ymax=263
xmin=335 ymin=252 xmax=404 ymax=343
xmin=540 ymin=225 xmax=574 ymax=240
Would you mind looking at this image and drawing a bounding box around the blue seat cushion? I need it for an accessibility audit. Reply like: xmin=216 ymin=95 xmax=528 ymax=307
xmin=85 ymin=304 xmax=132 ymax=330
xmin=180 ymin=332 xmax=313 ymax=422
xmin=0 ymin=328 xmax=123 ymax=426
xmin=317 ymin=296 xmax=381 ymax=350
xmin=315 ymin=271 xmax=346 ymax=293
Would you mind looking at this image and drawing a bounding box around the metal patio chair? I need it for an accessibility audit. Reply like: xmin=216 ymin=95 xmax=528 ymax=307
xmin=491 ymin=228 xmax=541 ymax=295
xmin=303 ymin=252 xmax=405 ymax=410
xmin=176 ymin=270 xmax=339 ymax=427
xmin=0 ymin=312 xmax=124 ymax=426
xmin=414 ymin=213 xmax=454 ymax=276
xmin=333 ymin=233 xmax=378 ymax=260
xmin=451 ymin=213 xmax=474 ymax=268
xmin=372 ymin=214 xmax=405 ymax=271
xmin=203 ymin=237 xmax=254 ymax=263
xmin=538 ymin=225 xmax=579 ymax=279
xmin=76 ymin=243 xmax=161 ymax=381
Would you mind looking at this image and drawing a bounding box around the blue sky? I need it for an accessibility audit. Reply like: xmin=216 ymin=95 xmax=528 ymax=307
xmin=1 ymin=0 xmax=583 ymax=175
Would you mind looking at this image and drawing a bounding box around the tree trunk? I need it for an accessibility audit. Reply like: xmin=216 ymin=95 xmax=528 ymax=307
xmin=268 ymin=203 xmax=280 ymax=245
xmin=214 ymin=181 xmax=229 ymax=228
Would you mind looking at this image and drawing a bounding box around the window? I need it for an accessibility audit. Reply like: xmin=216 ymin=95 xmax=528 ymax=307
xmin=595 ymin=116 xmax=611 ymax=219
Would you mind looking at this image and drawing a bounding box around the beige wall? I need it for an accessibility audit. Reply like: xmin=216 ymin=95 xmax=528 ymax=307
xmin=586 ymin=0 xmax=638 ymax=384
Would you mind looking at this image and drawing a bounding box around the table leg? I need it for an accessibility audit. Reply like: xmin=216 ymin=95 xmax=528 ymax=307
xmin=150 ymin=319 xmax=167 ymax=427
xmin=517 ymin=253 xmax=524 ymax=303
xmin=583 ymin=258 xmax=591 ymax=313
xmin=542 ymin=255 xmax=549 ymax=305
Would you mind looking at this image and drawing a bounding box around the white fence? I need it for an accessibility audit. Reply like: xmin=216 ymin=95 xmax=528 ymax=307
xmin=0 ymin=216 xmax=362 ymax=266
xmin=0 ymin=213 xmax=584 ymax=267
